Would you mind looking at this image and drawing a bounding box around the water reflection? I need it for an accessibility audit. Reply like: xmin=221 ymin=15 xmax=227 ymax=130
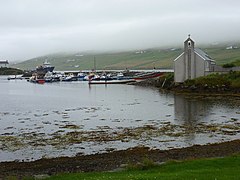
xmin=174 ymin=95 xmax=213 ymax=145
xmin=174 ymin=94 xmax=240 ymax=146
xmin=174 ymin=95 xmax=210 ymax=125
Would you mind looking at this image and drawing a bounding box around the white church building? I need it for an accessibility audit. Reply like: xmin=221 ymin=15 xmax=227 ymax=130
xmin=174 ymin=35 xmax=216 ymax=83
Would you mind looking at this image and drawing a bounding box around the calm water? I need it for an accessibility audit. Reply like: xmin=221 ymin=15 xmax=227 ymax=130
xmin=0 ymin=76 xmax=239 ymax=162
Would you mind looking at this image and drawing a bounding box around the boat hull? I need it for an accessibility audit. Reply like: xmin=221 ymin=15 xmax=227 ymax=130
xmin=134 ymin=72 xmax=163 ymax=81
xmin=89 ymin=79 xmax=136 ymax=84
xmin=28 ymin=79 xmax=45 ymax=84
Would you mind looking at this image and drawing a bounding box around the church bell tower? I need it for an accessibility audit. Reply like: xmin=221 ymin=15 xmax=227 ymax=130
xmin=184 ymin=34 xmax=195 ymax=80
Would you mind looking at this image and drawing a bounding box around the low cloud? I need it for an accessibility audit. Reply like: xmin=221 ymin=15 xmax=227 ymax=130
xmin=0 ymin=0 xmax=240 ymax=61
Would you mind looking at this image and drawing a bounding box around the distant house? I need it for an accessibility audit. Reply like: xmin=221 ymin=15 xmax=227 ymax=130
xmin=174 ymin=35 xmax=216 ymax=83
xmin=0 ymin=60 xmax=9 ymax=67
xmin=226 ymin=45 xmax=238 ymax=50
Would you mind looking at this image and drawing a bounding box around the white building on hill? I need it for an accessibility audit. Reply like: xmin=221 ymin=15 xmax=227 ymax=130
xmin=0 ymin=60 xmax=9 ymax=67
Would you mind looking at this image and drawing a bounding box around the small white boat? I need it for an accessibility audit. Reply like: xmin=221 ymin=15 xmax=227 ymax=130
xmin=77 ymin=72 xmax=86 ymax=81
xmin=7 ymin=75 xmax=23 ymax=80
xmin=62 ymin=74 xmax=77 ymax=81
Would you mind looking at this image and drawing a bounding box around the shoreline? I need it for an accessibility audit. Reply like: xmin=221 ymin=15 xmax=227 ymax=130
xmin=1 ymin=139 xmax=240 ymax=178
xmin=166 ymin=90 xmax=240 ymax=97
xmin=133 ymin=76 xmax=240 ymax=96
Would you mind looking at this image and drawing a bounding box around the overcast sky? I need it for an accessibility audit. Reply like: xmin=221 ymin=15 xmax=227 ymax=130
xmin=0 ymin=0 xmax=240 ymax=61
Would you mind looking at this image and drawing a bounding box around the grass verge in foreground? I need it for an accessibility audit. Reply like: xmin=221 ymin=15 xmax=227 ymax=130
xmin=44 ymin=154 xmax=240 ymax=180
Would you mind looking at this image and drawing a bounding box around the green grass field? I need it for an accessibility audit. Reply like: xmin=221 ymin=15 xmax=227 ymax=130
xmin=39 ymin=154 xmax=240 ymax=180
xmin=12 ymin=43 xmax=240 ymax=71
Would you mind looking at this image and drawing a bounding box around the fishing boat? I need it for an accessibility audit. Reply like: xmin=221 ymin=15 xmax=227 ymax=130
xmin=36 ymin=60 xmax=54 ymax=73
xmin=28 ymin=77 xmax=45 ymax=84
xmin=28 ymin=73 xmax=45 ymax=84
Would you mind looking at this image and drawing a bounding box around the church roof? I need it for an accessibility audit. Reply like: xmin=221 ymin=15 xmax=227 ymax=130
xmin=184 ymin=37 xmax=194 ymax=43
xmin=194 ymin=48 xmax=214 ymax=62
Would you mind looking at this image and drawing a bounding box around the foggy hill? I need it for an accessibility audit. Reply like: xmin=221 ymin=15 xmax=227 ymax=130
xmin=13 ymin=44 xmax=240 ymax=71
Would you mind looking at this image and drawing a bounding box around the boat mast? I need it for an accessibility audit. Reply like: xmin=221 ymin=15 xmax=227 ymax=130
xmin=93 ymin=56 xmax=96 ymax=72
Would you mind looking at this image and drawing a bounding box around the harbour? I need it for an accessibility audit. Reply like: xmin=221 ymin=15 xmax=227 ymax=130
xmin=18 ymin=60 xmax=170 ymax=84
xmin=0 ymin=77 xmax=239 ymax=162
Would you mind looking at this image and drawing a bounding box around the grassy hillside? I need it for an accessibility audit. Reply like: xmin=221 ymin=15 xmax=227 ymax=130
xmin=12 ymin=49 xmax=182 ymax=71
xmin=232 ymin=59 xmax=240 ymax=66
xmin=203 ymin=46 xmax=240 ymax=65
xmin=0 ymin=67 xmax=23 ymax=75
xmin=13 ymin=44 xmax=240 ymax=71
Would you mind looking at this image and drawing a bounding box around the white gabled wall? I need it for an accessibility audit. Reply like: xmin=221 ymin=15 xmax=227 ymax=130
xmin=174 ymin=53 xmax=185 ymax=82
xmin=195 ymin=53 xmax=205 ymax=78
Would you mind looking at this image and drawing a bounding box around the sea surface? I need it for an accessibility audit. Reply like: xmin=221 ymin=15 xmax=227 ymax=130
xmin=0 ymin=76 xmax=239 ymax=162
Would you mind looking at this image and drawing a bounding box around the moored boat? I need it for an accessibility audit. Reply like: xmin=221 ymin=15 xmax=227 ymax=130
xmin=62 ymin=73 xmax=78 ymax=81
xmin=133 ymin=72 xmax=163 ymax=81
xmin=77 ymin=72 xmax=87 ymax=81
xmin=7 ymin=75 xmax=23 ymax=80
xmin=29 ymin=78 xmax=45 ymax=84
xmin=28 ymin=73 xmax=45 ymax=84
xmin=88 ymin=79 xmax=136 ymax=85
xmin=36 ymin=60 xmax=54 ymax=73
